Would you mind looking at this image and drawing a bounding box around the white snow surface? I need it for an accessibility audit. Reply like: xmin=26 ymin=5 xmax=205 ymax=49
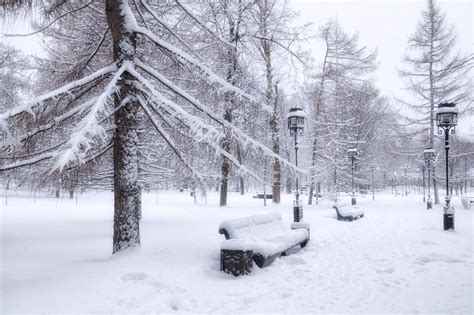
xmin=1 ymin=191 xmax=473 ymax=313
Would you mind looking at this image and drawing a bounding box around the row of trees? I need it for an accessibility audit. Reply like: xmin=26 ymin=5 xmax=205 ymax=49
xmin=0 ymin=0 xmax=472 ymax=253
xmin=301 ymin=0 xmax=472 ymax=204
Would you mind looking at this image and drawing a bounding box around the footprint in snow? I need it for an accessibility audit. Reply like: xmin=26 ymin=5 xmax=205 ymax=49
xmin=121 ymin=272 xmax=149 ymax=282
xmin=376 ymin=267 xmax=395 ymax=274
xmin=168 ymin=296 xmax=181 ymax=311
xmin=421 ymin=240 xmax=439 ymax=246
xmin=286 ymin=256 xmax=306 ymax=265
xmin=414 ymin=255 xmax=464 ymax=265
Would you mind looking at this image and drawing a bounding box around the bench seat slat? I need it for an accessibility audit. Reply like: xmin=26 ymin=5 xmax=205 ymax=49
xmin=221 ymin=228 xmax=308 ymax=258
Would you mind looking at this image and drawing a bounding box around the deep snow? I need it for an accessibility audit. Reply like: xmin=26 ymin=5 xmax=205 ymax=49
xmin=1 ymin=190 xmax=472 ymax=313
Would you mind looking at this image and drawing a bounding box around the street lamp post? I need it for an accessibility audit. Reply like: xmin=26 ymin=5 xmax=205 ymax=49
xmin=288 ymin=107 xmax=306 ymax=223
xmin=435 ymin=102 xmax=458 ymax=230
xmin=424 ymin=148 xmax=435 ymax=209
xmin=347 ymin=148 xmax=358 ymax=205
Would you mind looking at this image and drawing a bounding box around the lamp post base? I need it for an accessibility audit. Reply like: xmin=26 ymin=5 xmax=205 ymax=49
xmin=351 ymin=196 xmax=357 ymax=206
xmin=293 ymin=205 xmax=303 ymax=223
xmin=443 ymin=210 xmax=454 ymax=231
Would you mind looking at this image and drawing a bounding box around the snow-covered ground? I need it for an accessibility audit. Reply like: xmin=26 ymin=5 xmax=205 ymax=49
xmin=1 ymin=190 xmax=473 ymax=313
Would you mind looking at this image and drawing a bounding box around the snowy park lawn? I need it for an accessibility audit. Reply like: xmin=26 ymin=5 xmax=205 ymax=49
xmin=1 ymin=191 xmax=473 ymax=313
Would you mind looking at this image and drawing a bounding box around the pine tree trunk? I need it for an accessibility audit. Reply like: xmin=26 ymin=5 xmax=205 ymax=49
xmin=219 ymin=18 xmax=239 ymax=207
xmin=236 ymin=144 xmax=245 ymax=195
xmin=433 ymin=176 xmax=440 ymax=204
xmin=432 ymin=164 xmax=439 ymax=204
xmin=270 ymin=87 xmax=280 ymax=203
xmin=219 ymin=110 xmax=232 ymax=206
xmin=316 ymin=182 xmax=321 ymax=205
xmin=219 ymin=152 xmax=230 ymax=206
xmin=308 ymin=138 xmax=318 ymax=205
xmin=107 ymin=0 xmax=141 ymax=253
xmin=308 ymin=183 xmax=314 ymax=205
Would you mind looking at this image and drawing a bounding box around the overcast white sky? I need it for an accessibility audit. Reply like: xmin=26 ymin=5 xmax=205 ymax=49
xmin=290 ymin=0 xmax=472 ymax=97
xmin=289 ymin=0 xmax=473 ymax=138
xmin=5 ymin=1 xmax=471 ymax=91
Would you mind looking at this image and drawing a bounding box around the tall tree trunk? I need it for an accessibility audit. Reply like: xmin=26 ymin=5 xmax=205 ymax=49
xmin=428 ymin=9 xmax=441 ymax=205
xmin=258 ymin=2 xmax=280 ymax=204
xmin=433 ymin=166 xmax=440 ymax=204
xmin=107 ymin=0 xmax=141 ymax=253
xmin=220 ymin=109 xmax=232 ymax=206
xmin=308 ymin=42 xmax=327 ymax=205
xmin=236 ymin=144 xmax=245 ymax=195
xmin=271 ymin=85 xmax=280 ymax=203
xmin=308 ymin=138 xmax=317 ymax=205
xmin=308 ymin=183 xmax=314 ymax=205
xmin=219 ymin=16 xmax=239 ymax=207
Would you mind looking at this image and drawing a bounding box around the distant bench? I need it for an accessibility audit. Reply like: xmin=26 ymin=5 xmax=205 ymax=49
xmin=252 ymin=193 xmax=273 ymax=199
xmin=333 ymin=203 xmax=364 ymax=221
xmin=218 ymin=213 xmax=310 ymax=276
xmin=461 ymin=196 xmax=474 ymax=209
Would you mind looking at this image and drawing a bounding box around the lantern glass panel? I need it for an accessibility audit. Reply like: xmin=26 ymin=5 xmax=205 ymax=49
xmin=440 ymin=113 xmax=453 ymax=125
xmin=297 ymin=117 xmax=304 ymax=127
xmin=348 ymin=149 xmax=357 ymax=158
xmin=291 ymin=117 xmax=297 ymax=126
xmin=453 ymin=113 xmax=458 ymax=126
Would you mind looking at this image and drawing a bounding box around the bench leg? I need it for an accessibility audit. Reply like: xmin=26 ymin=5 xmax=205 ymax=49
xmin=221 ymin=250 xmax=253 ymax=276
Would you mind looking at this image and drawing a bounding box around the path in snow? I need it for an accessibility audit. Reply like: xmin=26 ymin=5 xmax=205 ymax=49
xmin=1 ymin=191 xmax=472 ymax=313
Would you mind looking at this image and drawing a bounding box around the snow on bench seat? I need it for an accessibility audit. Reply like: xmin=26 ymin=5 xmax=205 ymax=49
xmin=220 ymin=229 xmax=308 ymax=258
xmin=461 ymin=196 xmax=474 ymax=209
xmin=219 ymin=213 xmax=309 ymax=274
xmin=333 ymin=203 xmax=364 ymax=221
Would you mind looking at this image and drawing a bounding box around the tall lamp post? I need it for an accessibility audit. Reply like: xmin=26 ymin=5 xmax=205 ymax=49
xmin=435 ymin=102 xmax=458 ymax=230
xmin=424 ymin=147 xmax=435 ymax=209
xmin=288 ymin=107 xmax=305 ymax=222
xmin=348 ymin=147 xmax=358 ymax=205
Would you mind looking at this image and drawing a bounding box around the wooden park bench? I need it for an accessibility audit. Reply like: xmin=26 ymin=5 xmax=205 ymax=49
xmin=333 ymin=203 xmax=364 ymax=221
xmin=461 ymin=196 xmax=474 ymax=209
xmin=218 ymin=213 xmax=310 ymax=276
xmin=252 ymin=193 xmax=273 ymax=199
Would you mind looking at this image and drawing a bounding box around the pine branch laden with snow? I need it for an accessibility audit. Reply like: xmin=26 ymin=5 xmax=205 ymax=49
xmin=132 ymin=59 xmax=303 ymax=176
xmin=1 ymin=0 xmax=315 ymax=254
xmin=53 ymin=63 xmax=127 ymax=170
xmin=133 ymin=26 xmax=264 ymax=109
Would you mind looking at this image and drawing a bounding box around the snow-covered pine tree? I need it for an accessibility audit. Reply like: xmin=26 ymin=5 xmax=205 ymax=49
xmin=0 ymin=0 xmax=299 ymax=253
xmin=250 ymin=0 xmax=307 ymax=204
xmin=397 ymin=0 xmax=473 ymax=204
xmin=307 ymin=19 xmax=377 ymax=202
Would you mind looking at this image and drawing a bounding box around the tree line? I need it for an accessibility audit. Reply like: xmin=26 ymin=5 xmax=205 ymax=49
xmin=0 ymin=0 xmax=472 ymax=253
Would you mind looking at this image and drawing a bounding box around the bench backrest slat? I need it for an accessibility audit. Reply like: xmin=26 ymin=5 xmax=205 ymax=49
xmin=219 ymin=213 xmax=286 ymax=240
